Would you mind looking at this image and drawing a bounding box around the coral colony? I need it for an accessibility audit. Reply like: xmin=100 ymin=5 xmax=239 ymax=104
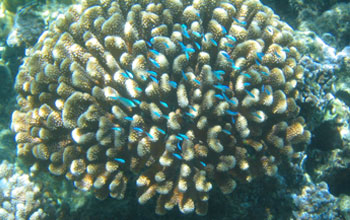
xmin=11 ymin=0 xmax=310 ymax=215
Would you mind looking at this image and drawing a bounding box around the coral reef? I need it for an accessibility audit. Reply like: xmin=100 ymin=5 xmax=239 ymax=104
xmin=6 ymin=1 xmax=77 ymax=48
xmin=0 ymin=60 xmax=13 ymax=103
xmin=289 ymin=32 xmax=350 ymax=219
xmin=0 ymin=2 xmax=14 ymax=42
xmin=294 ymin=41 xmax=350 ymax=192
xmin=301 ymin=3 xmax=350 ymax=49
xmin=11 ymin=0 xmax=311 ymax=215
xmin=292 ymin=181 xmax=339 ymax=219
xmin=293 ymin=40 xmax=348 ymax=130
xmin=338 ymin=194 xmax=350 ymax=219
xmin=1 ymin=0 xmax=77 ymax=13
xmin=0 ymin=160 xmax=56 ymax=220
xmin=6 ymin=5 xmax=46 ymax=47
xmin=288 ymin=0 xmax=338 ymax=13
xmin=0 ymin=159 xmax=91 ymax=220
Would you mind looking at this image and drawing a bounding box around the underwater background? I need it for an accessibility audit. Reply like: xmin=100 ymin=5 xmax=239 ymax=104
xmin=0 ymin=0 xmax=350 ymax=219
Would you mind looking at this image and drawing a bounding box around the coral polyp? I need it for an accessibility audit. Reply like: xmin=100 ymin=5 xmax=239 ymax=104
xmin=11 ymin=0 xmax=310 ymax=215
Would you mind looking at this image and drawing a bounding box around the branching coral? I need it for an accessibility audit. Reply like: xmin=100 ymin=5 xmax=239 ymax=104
xmin=11 ymin=0 xmax=310 ymax=215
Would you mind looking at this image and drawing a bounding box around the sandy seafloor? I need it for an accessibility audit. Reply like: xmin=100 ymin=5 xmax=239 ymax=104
xmin=1 ymin=0 xmax=350 ymax=219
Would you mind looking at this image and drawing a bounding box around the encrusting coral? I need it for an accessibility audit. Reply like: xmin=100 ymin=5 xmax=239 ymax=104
xmin=0 ymin=160 xmax=52 ymax=220
xmin=11 ymin=0 xmax=311 ymax=215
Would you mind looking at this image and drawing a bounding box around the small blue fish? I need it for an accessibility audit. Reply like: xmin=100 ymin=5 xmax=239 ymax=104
xmin=255 ymin=59 xmax=261 ymax=66
xmin=185 ymin=52 xmax=190 ymax=61
xmin=195 ymin=42 xmax=201 ymax=50
xmin=226 ymin=110 xmax=238 ymax=116
xmin=195 ymin=12 xmax=200 ymax=18
xmin=261 ymin=85 xmax=265 ymax=93
xmin=256 ymin=52 xmax=264 ymax=61
xmin=222 ymin=92 xmax=230 ymax=101
xmin=147 ymin=70 xmax=158 ymax=76
xmin=243 ymin=82 xmax=251 ymax=86
xmin=112 ymin=127 xmax=122 ymax=131
xmin=222 ymin=129 xmax=232 ymax=135
xmin=226 ymin=58 xmax=234 ymax=64
xmin=203 ymin=34 xmax=207 ymax=42
xmin=150 ymin=49 xmax=159 ymax=55
xmin=150 ymin=75 xmax=159 ymax=83
xmin=223 ymin=93 xmax=236 ymax=105
xmin=261 ymin=71 xmax=269 ymax=76
xmin=178 ymin=41 xmax=186 ymax=50
xmin=189 ymin=105 xmax=197 ymax=112
xmin=214 ymin=84 xmax=229 ymax=91
xmin=149 ymin=57 xmax=160 ymax=68
xmin=178 ymin=133 xmax=189 ymax=140
xmin=163 ymin=42 xmax=169 ymax=48
xmin=225 ymin=43 xmax=234 ymax=48
xmin=221 ymin=25 xmax=227 ymax=34
xmin=228 ymin=99 xmax=237 ymax=105
xmin=200 ymin=161 xmax=207 ymax=167
xmin=150 ymin=37 xmax=156 ymax=44
xmin=245 ymin=89 xmax=255 ymax=98
xmin=156 ymin=127 xmax=166 ymax=135
xmin=145 ymin=132 xmax=154 ymax=140
xmin=232 ymin=64 xmax=241 ymax=70
xmin=153 ymin=111 xmax=161 ymax=118
xmin=193 ymin=79 xmax=201 ymax=85
xmin=160 ymin=101 xmax=168 ymax=108
xmin=252 ymin=112 xmax=262 ymax=119
xmin=140 ymin=75 xmax=147 ymax=81
xmin=265 ymin=88 xmax=271 ymax=95
xmin=283 ymin=48 xmax=290 ymax=53
xmin=119 ymin=96 xmax=136 ymax=108
xmin=221 ymin=51 xmax=230 ymax=59
xmin=135 ymin=87 xmax=142 ymax=92
xmin=133 ymin=127 xmax=144 ymax=132
xmin=231 ymin=117 xmax=236 ymax=124
xmin=126 ymin=70 xmax=134 ymax=79
xmin=233 ymin=17 xmax=247 ymax=25
xmin=192 ymin=31 xmax=201 ymax=38
xmin=181 ymin=30 xmax=190 ymax=39
xmin=175 ymin=135 xmax=183 ymax=141
xmin=112 ymin=96 xmax=136 ymax=108
xmin=215 ymin=94 xmax=224 ymax=99
xmin=182 ymin=71 xmax=188 ymax=80
xmin=177 ymin=141 xmax=182 ymax=151
xmin=120 ymin=72 xmax=129 ymax=78
xmin=214 ymin=72 xmax=223 ymax=80
xmin=172 ymin=153 xmax=182 ymax=160
xmin=226 ymin=35 xmax=237 ymax=42
xmin=114 ymin=158 xmax=125 ymax=163
xmin=162 ymin=114 xmax=170 ymax=120
xmin=274 ymin=51 xmax=281 ymax=58
xmin=210 ymin=38 xmax=217 ymax=46
xmin=183 ymin=31 xmax=191 ymax=39
xmin=186 ymin=48 xmax=195 ymax=53
xmin=124 ymin=116 xmax=134 ymax=121
xmin=133 ymin=99 xmax=141 ymax=105
xmin=185 ymin=112 xmax=195 ymax=118
xmin=169 ymin=81 xmax=177 ymax=88
xmin=267 ymin=27 xmax=273 ymax=33
xmin=241 ymin=73 xmax=251 ymax=78
xmin=214 ymin=70 xmax=225 ymax=75
xmin=146 ymin=41 xmax=152 ymax=47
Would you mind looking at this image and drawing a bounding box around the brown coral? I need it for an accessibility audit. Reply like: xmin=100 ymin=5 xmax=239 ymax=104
xmin=11 ymin=0 xmax=310 ymax=216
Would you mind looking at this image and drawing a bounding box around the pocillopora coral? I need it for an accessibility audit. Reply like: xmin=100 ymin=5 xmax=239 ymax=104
xmin=11 ymin=0 xmax=311 ymax=215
